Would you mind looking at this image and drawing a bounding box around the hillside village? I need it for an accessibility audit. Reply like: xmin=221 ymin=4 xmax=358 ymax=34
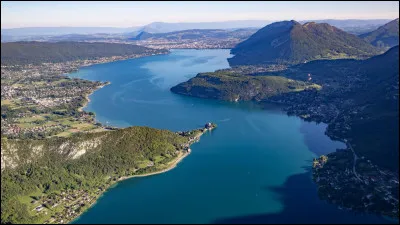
xmin=1 ymin=12 xmax=399 ymax=224
xmin=1 ymin=52 xmax=165 ymax=139
xmin=313 ymin=150 xmax=399 ymax=218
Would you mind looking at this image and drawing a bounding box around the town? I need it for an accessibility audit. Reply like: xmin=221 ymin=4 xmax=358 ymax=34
xmin=33 ymin=188 xmax=106 ymax=224
xmin=1 ymin=52 xmax=166 ymax=139
xmin=198 ymin=63 xmax=399 ymax=217
xmin=130 ymin=38 xmax=241 ymax=49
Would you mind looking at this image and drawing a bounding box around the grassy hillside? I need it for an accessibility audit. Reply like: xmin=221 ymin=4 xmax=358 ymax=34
xmin=171 ymin=71 xmax=321 ymax=101
xmin=229 ymin=20 xmax=381 ymax=66
xmin=172 ymin=46 xmax=399 ymax=171
xmin=360 ymin=18 xmax=399 ymax=49
xmin=1 ymin=126 xmax=196 ymax=224
xmin=1 ymin=42 xmax=167 ymax=65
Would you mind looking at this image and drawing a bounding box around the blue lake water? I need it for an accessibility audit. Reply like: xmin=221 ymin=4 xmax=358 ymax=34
xmin=69 ymin=49 xmax=392 ymax=224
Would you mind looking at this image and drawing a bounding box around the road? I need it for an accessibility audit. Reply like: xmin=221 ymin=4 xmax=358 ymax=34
xmin=345 ymin=139 xmax=363 ymax=182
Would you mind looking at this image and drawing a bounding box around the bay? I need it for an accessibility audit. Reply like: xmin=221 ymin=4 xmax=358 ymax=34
xmin=69 ymin=49 xmax=392 ymax=224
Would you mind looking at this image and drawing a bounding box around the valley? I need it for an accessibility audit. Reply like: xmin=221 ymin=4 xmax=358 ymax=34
xmin=1 ymin=3 xmax=399 ymax=223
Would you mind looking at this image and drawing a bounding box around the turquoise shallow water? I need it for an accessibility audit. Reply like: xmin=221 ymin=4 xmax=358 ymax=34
xmin=69 ymin=49 xmax=392 ymax=224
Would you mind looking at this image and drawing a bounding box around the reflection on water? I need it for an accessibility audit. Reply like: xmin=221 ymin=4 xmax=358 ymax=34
xmin=70 ymin=49 xmax=391 ymax=224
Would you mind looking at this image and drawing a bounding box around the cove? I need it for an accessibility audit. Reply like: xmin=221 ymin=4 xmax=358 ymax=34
xmin=69 ymin=49 xmax=392 ymax=224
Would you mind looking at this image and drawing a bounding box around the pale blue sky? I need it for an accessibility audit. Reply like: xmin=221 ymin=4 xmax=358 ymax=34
xmin=1 ymin=1 xmax=399 ymax=28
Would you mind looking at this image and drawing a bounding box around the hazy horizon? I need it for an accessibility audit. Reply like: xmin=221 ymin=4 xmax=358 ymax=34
xmin=1 ymin=1 xmax=399 ymax=29
xmin=1 ymin=18 xmax=398 ymax=30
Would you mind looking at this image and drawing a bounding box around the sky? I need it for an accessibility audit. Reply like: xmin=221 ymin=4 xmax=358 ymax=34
xmin=1 ymin=1 xmax=399 ymax=28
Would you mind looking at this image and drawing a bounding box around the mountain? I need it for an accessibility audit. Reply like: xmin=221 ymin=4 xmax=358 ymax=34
xmin=0 ymin=21 xmax=270 ymax=40
xmin=0 ymin=41 xmax=167 ymax=65
xmin=300 ymin=19 xmax=391 ymax=27
xmin=299 ymin=19 xmax=392 ymax=35
xmin=359 ymin=18 xmax=399 ymax=49
xmin=228 ymin=20 xmax=381 ymax=66
xmin=1 ymin=34 xmax=20 ymax=42
xmin=137 ymin=20 xmax=390 ymax=34
xmin=170 ymin=71 xmax=321 ymax=101
xmin=129 ymin=28 xmax=258 ymax=41
xmin=1 ymin=27 xmax=138 ymax=37
xmin=2 ymin=20 xmax=391 ymax=43
xmin=0 ymin=27 xmax=140 ymax=43
xmin=1 ymin=126 xmax=195 ymax=224
xmin=1 ymin=33 xmax=131 ymax=43
xmin=172 ymin=46 xmax=399 ymax=171
xmin=132 ymin=31 xmax=155 ymax=40
xmin=134 ymin=20 xmax=272 ymax=34
xmin=1 ymin=21 xmax=269 ymax=43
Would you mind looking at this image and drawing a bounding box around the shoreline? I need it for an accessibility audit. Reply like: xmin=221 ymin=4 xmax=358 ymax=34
xmin=11 ymin=50 xmax=211 ymax=224
xmin=72 ymin=54 xmax=167 ymax=114
xmin=77 ymin=93 xmax=91 ymax=113
xmin=172 ymin=84 xmax=399 ymax=219
xmin=67 ymin=50 xmax=169 ymax=114
xmin=118 ymin=151 xmax=190 ymax=181
xmin=56 ymin=51 xmax=201 ymax=224
xmin=68 ymin=151 xmax=192 ymax=224
xmin=77 ymin=83 xmax=110 ymax=113
xmin=68 ymin=128 xmax=215 ymax=224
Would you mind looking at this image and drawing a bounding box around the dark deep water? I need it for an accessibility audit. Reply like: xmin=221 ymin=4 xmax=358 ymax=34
xmin=69 ymin=49 xmax=393 ymax=224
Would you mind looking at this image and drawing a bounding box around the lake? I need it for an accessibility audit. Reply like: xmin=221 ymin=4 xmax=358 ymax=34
xmin=69 ymin=49 xmax=392 ymax=224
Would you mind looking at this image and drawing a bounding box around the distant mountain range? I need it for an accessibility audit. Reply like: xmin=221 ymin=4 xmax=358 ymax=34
xmin=131 ymin=21 xmax=272 ymax=34
xmin=228 ymin=20 xmax=381 ymax=66
xmin=360 ymin=18 xmax=399 ymax=49
xmin=0 ymin=42 xmax=167 ymax=65
xmin=0 ymin=27 xmax=138 ymax=37
xmin=1 ymin=21 xmax=272 ymax=39
xmin=129 ymin=28 xmax=258 ymax=41
xmin=1 ymin=33 xmax=128 ymax=43
xmin=1 ymin=19 xmax=393 ymax=42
